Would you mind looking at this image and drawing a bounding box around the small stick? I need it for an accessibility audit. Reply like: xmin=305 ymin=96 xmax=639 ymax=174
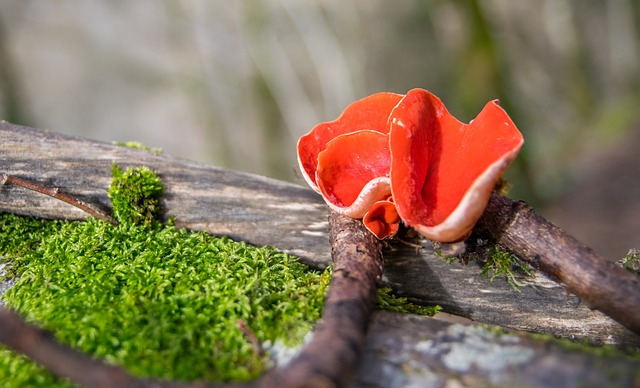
xmin=475 ymin=192 xmax=640 ymax=335
xmin=0 ymin=307 xmax=147 ymax=387
xmin=238 ymin=319 xmax=264 ymax=357
xmin=251 ymin=211 xmax=383 ymax=387
xmin=1 ymin=173 xmax=118 ymax=225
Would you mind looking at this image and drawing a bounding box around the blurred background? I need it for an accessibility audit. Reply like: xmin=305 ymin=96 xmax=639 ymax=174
xmin=1 ymin=1 xmax=639 ymax=259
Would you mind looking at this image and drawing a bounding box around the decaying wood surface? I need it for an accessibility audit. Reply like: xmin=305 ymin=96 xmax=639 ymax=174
xmin=1 ymin=121 xmax=639 ymax=347
xmin=3 ymin=305 xmax=640 ymax=388
xmin=356 ymin=311 xmax=640 ymax=388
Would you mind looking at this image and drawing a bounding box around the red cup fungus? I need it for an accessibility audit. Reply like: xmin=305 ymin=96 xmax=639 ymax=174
xmin=297 ymin=88 xmax=524 ymax=242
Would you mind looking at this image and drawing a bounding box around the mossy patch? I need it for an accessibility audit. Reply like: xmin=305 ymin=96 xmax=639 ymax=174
xmin=0 ymin=165 xmax=438 ymax=387
xmin=109 ymin=163 xmax=164 ymax=227
xmin=436 ymin=238 xmax=533 ymax=292
xmin=478 ymin=244 xmax=533 ymax=291
xmin=0 ymin=212 xmax=332 ymax=385
xmin=0 ymin=165 xmax=331 ymax=385
xmin=112 ymin=141 xmax=163 ymax=155
xmin=619 ymin=248 xmax=640 ymax=275
xmin=376 ymin=287 xmax=442 ymax=316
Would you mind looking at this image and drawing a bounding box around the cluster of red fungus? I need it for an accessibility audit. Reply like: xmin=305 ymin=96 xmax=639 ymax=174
xmin=297 ymin=88 xmax=524 ymax=241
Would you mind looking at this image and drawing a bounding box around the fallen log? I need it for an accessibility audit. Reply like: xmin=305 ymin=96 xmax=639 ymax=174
xmin=3 ymin=121 xmax=640 ymax=386
xmin=1 ymin=121 xmax=639 ymax=346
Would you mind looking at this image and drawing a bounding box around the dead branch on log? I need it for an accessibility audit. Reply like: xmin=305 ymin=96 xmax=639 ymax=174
xmin=253 ymin=211 xmax=383 ymax=387
xmin=0 ymin=211 xmax=383 ymax=387
xmin=475 ymin=192 xmax=640 ymax=335
xmin=0 ymin=173 xmax=117 ymax=225
xmin=0 ymin=307 xmax=145 ymax=387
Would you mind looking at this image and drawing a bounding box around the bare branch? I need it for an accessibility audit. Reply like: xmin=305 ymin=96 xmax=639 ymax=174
xmin=475 ymin=192 xmax=640 ymax=335
xmin=0 ymin=307 xmax=149 ymax=387
xmin=0 ymin=174 xmax=117 ymax=225
xmin=252 ymin=211 xmax=383 ymax=387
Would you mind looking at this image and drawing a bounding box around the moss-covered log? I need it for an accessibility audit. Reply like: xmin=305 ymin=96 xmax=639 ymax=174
xmin=2 ymin=121 xmax=640 ymax=387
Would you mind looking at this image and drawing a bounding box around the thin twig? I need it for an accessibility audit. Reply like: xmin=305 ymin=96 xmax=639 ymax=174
xmin=251 ymin=211 xmax=383 ymax=387
xmin=238 ymin=320 xmax=264 ymax=357
xmin=1 ymin=173 xmax=118 ymax=225
xmin=0 ymin=307 xmax=148 ymax=387
xmin=475 ymin=192 xmax=640 ymax=335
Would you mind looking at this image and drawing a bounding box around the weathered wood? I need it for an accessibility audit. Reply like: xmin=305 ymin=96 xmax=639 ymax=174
xmin=1 ymin=121 xmax=639 ymax=347
xmin=0 ymin=121 xmax=328 ymax=267
xmin=355 ymin=311 xmax=640 ymax=388
xmin=3 ymin=304 xmax=639 ymax=388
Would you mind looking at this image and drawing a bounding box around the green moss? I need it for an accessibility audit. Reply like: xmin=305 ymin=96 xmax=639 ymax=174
xmin=436 ymin=239 xmax=533 ymax=292
xmin=0 ymin=215 xmax=330 ymax=385
xmin=112 ymin=141 xmax=163 ymax=154
xmin=479 ymin=244 xmax=533 ymax=291
xmin=109 ymin=164 xmax=164 ymax=227
xmin=619 ymin=248 xmax=640 ymax=275
xmin=376 ymin=287 xmax=441 ymax=316
xmin=0 ymin=166 xmax=330 ymax=386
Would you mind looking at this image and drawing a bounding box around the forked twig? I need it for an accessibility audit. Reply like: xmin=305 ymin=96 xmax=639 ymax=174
xmin=0 ymin=211 xmax=383 ymax=387
xmin=0 ymin=174 xmax=118 ymax=225
xmin=0 ymin=307 xmax=144 ymax=387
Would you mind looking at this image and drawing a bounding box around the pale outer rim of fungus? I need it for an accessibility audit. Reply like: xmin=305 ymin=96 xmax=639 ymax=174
xmin=314 ymin=129 xmax=392 ymax=219
xmin=319 ymin=176 xmax=391 ymax=219
xmin=399 ymin=141 xmax=523 ymax=242
xmin=297 ymin=149 xmax=322 ymax=194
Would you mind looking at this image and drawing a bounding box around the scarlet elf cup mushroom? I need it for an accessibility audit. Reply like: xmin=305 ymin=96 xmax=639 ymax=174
xmin=297 ymin=88 xmax=524 ymax=241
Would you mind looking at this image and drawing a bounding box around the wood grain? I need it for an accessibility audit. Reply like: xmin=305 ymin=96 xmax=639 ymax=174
xmin=1 ymin=121 xmax=639 ymax=347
